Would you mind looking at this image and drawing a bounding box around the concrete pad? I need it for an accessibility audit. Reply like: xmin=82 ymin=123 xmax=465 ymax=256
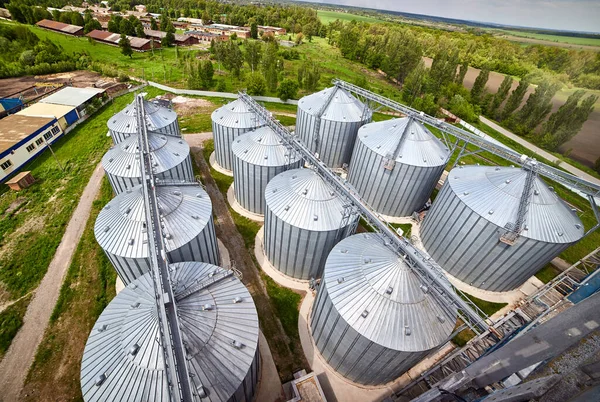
xmin=209 ymin=151 xmax=234 ymax=177
xmin=254 ymin=227 xmax=310 ymax=292
xmin=227 ymin=183 xmax=265 ymax=223
xmin=115 ymin=277 xmax=125 ymax=295
xmin=256 ymin=330 xmax=284 ymax=402
xmin=218 ymin=238 xmax=230 ymax=268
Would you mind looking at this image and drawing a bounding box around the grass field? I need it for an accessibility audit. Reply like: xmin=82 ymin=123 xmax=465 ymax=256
xmin=317 ymin=9 xmax=384 ymax=24
xmin=22 ymin=178 xmax=116 ymax=401
xmin=496 ymin=29 xmax=600 ymax=47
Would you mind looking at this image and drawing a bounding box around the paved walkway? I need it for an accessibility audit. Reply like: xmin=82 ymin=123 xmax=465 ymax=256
xmin=0 ymin=163 xmax=105 ymax=402
xmin=479 ymin=116 xmax=600 ymax=186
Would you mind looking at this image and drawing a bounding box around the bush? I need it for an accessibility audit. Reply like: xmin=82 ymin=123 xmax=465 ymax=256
xmin=448 ymin=94 xmax=479 ymax=122
xmin=277 ymin=79 xmax=298 ymax=102
xmin=245 ymin=72 xmax=267 ymax=96
xmin=118 ymin=73 xmax=130 ymax=82
xmin=215 ymin=80 xmax=227 ymax=92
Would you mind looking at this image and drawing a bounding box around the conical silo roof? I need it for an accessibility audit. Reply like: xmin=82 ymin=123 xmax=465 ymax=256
xmin=211 ymin=98 xmax=263 ymax=129
xmin=357 ymin=117 xmax=450 ymax=167
xmin=265 ymin=168 xmax=348 ymax=231
xmin=107 ymin=99 xmax=178 ymax=135
xmin=447 ymin=165 xmax=584 ymax=243
xmin=231 ymin=126 xmax=300 ymax=167
xmin=298 ymin=86 xmax=366 ymax=123
xmin=81 ymin=262 xmax=259 ymax=402
xmin=323 ymin=233 xmax=456 ymax=352
xmin=102 ymin=131 xmax=190 ymax=179
xmin=94 ymin=185 xmax=213 ymax=259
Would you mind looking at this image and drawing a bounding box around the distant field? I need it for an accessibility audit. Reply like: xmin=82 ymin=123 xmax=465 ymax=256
xmin=317 ymin=10 xmax=383 ymax=24
xmin=495 ymin=29 xmax=600 ymax=48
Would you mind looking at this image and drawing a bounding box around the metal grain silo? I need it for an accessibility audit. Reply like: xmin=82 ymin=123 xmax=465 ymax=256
xmin=94 ymin=184 xmax=219 ymax=284
xmin=296 ymin=86 xmax=371 ymax=168
xmin=310 ymin=233 xmax=456 ymax=385
xmin=107 ymin=99 xmax=179 ymax=144
xmin=81 ymin=261 xmax=259 ymax=402
xmin=264 ymin=168 xmax=358 ymax=280
xmin=211 ymin=98 xmax=264 ymax=172
xmin=231 ymin=126 xmax=303 ymax=215
xmin=421 ymin=165 xmax=585 ymax=293
xmin=102 ymin=132 xmax=194 ymax=194
xmin=347 ymin=117 xmax=450 ymax=217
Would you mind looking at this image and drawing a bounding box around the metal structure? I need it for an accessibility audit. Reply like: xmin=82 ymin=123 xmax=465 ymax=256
xmin=108 ymin=98 xmax=179 ymax=143
xmin=311 ymin=233 xmax=457 ymax=385
xmin=231 ymin=126 xmax=303 ymax=215
xmin=102 ymin=131 xmax=194 ymax=194
xmin=211 ymin=98 xmax=264 ymax=171
xmin=238 ymin=91 xmax=490 ymax=334
xmin=347 ymin=117 xmax=450 ymax=217
xmin=332 ymin=79 xmax=600 ymax=236
xmin=80 ymin=262 xmax=260 ymax=402
xmin=94 ymin=183 xmax=219 ymax=285
xmin=263 ymin=168 xmax=359 ymax=280
xmin=296 ymin=86 xmax=372 ymax=168
xmin=421 ymin=165 xmax=584 ymax=292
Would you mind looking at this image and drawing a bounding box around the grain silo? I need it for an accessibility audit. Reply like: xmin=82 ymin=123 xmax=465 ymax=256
xmin=211 ymin=98 xmax=264 ymax=172
xmin=310 ymin=233 xmax=456 ymax=385
xmin=264 ymin=168 xmax=358 ymax=280
xmin=81 ymin=261 xmax=259 ymax=402
xmin=296 ymin=86 xmax=371 ymax=168
xmin=347 ymin=117 xmax=450 ymax=217
xmin=102 ymin=131 xmax=194 ymax=194
xmin=231 ymin=126 xmax=303 ymax=215
xmin=94 ymin=184 xmax=219 ymax=284
xmin=107 ymin=99 xmax=180 ymax=144
xmin=421 ymin=165 xmax=585 ymax=293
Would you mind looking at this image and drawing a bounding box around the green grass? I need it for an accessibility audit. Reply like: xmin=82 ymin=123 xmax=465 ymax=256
xmin=179 ymin=111 xmax=216 ymax=133
xmin=535 ymin=264 xmax=562 ymax=284
xmin=261 ymin=273 xmax=303 ymax=349
xmin=23 ymin=178 xmax=116 ymax=401
xmin=0 ymin=93 xmax=133 ymax=301
xmin=317 ymin=9 xmax=384 ymax=24
xmin=462 ymin=293 xmax=508 ymax=317
xmin=0 ymin=295 xmax=32 ymax=359
xmin=390 ymin=223 xmax=412 ymax=238
xmin=274 ymin=114 xmax=296 ymax=126
xmin=495 ymin=29 xmax=600 ymax=47
xmin=201 ymin=139 xmax=233 ymax=194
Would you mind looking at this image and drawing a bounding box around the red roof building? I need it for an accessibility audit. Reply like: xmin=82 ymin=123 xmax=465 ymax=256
xmin=36 ymin=19 xmax=84 ymax=36
xmin=86 ymin=30 xmax=160 ymax=51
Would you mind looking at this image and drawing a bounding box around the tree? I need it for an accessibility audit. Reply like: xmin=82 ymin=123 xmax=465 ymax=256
xmin=455 ymin=61 xmax=468 ymax=85
xmin=514 ymin=80 xmax=560 ymax=133
xmin=500 ymin=79 xmax=529 ymax=121
xmin=119 ymin=34 xmax=132 ymax=58
xmin=162 ymin=31 xmax=175 ymax=47
xmin=223 ymin=40 xmax=243 ymax=78
xmin=448 ymin=94 xmax=478 ymax=122
xmin=160 ymin=15 xmax=171 ymax=32
xmin=250 ymin=20 xmax=258 ymax=39
xmin=297 ymin=60 xmax=320 ymax=91
xmin=540 ymin=92 xmax=597 ymax=149
xmin=427 ymin=49 xmax=460 ymax=96
xmin=470 ymin=68 xmax=489 ymax=105
xmin=107 ymin=14 xmax=123 ymax=33
xmin=295 ymin=32 xmax=304 ymax=45
xmin=71 ymin=12 xmax=84 ymax=26
xmin=489 ymin=75 xmax=513 ymax=118
xmin=246 ymin=72 xmax=267 ymax=95
xmin=244 ymin=40 xmax=262 ymax=73
xmin=402 ymin=60 xmax=427 ymax=107
xmin=380 ymin=30 xmax=422 ymax=84
xmin=84 ymin=18 xmax=102 ymax=34
xmin=150 ymin=17 xmax=158 ymax=30
xmin=199 ymin=60 xmax=214 ymax=89
xmin=261 ymin=41 xmax=280 ymax=92
xmin=595 ymin=157 xmax=600 ymax=175
xmin=119 ymin=18 xmax=134 ymax=36
xmin=277 ymin=79 xmax=298 ymax=101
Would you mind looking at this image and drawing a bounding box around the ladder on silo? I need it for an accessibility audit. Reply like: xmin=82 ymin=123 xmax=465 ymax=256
xmin=382 ymin=116 xmax=414 ymax=171
xmin=312 ymin=86 xmax=339 ymax=157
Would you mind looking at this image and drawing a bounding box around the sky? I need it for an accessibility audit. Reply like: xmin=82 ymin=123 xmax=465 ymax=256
xmin=296 ymin=0 xmax=600 ymax=33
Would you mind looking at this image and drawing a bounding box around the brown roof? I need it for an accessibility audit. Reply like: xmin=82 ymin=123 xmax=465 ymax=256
xmin=36 ymin=19 xmax=83 ymax=34
xmin=86 ymin=30 xmax=154 ymax=49
xmin=144 ymin=29 xmax=192 ymax=43
xmin=0 ymin=115 xmax=55 ymax=155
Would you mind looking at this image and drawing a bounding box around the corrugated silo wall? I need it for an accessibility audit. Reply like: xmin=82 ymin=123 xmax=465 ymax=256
xmin=310 ymin=280 xmax=430 ymax=385
xmin=104 ymin=218 xmax=220 ymax=285
xmin=348 ymin=139 xmax=445 ymax=217
xmin=231 ymin=348 xmax=260 ymax=402
xmin=213 ymin=121 xmax=250 ymax=171
xmin=109 ymin=121 xmax=180 ymax=145
xmin=106 ymin=155 xmax=195 ymax=195
xmin=296 ymin=107 xmax=317 ymax=155
xmin=421 ymin=183 xmax=572 ymax=292
xmin=263 ymin=208 xmax=353 ymax=280
xmin=233 ymin=159 xmax=303 ymax=215
xmin=317 ymin=119 xmax=365 ymax=168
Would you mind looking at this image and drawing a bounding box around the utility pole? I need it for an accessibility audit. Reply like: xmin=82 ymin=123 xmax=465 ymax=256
xmin=44 ymin=136 xmax=65 ymax=173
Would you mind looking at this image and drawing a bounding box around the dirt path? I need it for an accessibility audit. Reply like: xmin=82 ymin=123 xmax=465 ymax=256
xmin=0 ymin=164 xmax=105 ymax=402
xmin=190 ymin=144 xmax=307 ymax=384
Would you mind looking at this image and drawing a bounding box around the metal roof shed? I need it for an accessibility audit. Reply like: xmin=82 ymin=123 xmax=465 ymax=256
xmin=39 ymin=87 xmax=105 ymax=113
xmin=17 ymin=103 xmax=79 ymax=130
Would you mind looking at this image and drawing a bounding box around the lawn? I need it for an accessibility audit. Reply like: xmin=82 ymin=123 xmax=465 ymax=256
xmin=496 ymin=29 xmax=600 ymax=47
xmin=535 ymin=264 xmax=562 ymax=284
xmin=0 ymin=295 xmax=31 ymax=359
xmin=317 ymin=9 xmax=384 ymax=24
xmin=22 ymin=178 xmax=116 ymax=401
